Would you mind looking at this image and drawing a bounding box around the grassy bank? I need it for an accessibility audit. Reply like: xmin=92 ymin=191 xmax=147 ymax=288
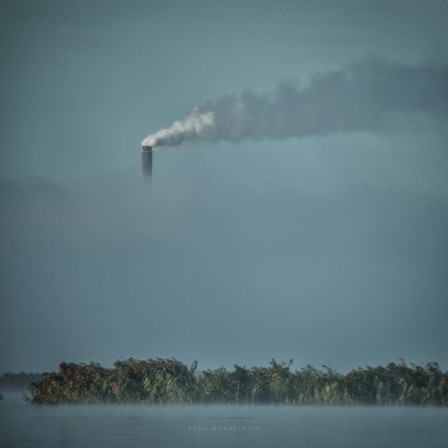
xmin=29 ymin=358 xmax=448 ymax=405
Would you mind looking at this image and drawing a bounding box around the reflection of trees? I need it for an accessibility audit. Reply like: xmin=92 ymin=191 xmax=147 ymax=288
xmin=29 ymin=358 xmax=448 ymax=405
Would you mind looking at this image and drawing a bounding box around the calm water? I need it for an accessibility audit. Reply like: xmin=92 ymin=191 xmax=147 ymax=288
xmin=1 ymin=397 xmax=447 ymax=448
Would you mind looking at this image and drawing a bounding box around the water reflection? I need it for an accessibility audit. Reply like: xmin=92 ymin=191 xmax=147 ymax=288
xmin=1 ymin=403 xmax=448 ymax=448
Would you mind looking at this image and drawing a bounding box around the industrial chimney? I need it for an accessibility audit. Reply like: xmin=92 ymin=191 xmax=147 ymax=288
xmin=141 ymin=145 xmax=153 ymax=179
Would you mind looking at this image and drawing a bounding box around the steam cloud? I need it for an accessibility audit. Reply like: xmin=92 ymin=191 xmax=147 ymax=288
xmin=142 ymin=56 xmax=448 ymax=148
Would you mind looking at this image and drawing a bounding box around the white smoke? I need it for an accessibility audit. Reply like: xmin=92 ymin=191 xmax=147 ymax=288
xmin=141 ymin=109 xmax=215 ymax=148
xmin=142 ymin=56 xmax=448 ymax=148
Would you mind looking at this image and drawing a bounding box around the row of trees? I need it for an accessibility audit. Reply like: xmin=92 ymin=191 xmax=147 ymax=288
xmin=29 ymin=358 xmax=448 ymax=405
xmin=30 ymin=359 xmax=197 ymax=404
xmin=0 ymin=372 xmax=44 ymax=390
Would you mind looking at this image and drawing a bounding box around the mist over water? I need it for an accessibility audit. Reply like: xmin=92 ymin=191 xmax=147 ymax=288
xmin=1 ymin=402 xmax=448 ymax=448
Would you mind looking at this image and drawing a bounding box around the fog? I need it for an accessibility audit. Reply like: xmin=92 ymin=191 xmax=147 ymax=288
xmin=2 ymin=131 xmax=448 ymax=372
xmin=1 ymin=0 xmax=448 ymax=373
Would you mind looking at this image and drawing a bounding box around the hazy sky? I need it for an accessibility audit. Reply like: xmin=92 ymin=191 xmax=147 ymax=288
xmin=1 ymin=0 xmax=447 ymax=373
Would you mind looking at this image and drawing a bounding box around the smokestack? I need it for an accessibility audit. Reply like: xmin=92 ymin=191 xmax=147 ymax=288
xmin=141 ymin=145 xmax=153 ymax=179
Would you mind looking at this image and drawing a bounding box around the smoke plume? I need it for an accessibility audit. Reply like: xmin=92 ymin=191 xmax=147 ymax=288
xmin=142 ymin=56 xmax=448 ymax=148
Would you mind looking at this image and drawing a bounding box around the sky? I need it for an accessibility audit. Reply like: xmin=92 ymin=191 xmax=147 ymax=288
xmin=1 ymin=0 xmax=448 ymax=373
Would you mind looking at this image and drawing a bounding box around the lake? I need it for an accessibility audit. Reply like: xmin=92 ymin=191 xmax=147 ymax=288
xmin=1 ymin=395 xmax=448 ymax=448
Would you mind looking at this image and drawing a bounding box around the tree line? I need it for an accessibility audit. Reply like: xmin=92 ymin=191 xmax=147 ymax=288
xmin=0 ymin=372 xmax=44 ymax=390
xmin=28 ymin=358 xmax=448 ymax=405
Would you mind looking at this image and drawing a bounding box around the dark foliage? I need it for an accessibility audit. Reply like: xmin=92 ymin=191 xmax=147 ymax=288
xmin=29 ymin=359 xmax=448 ymax=405
xmin=0 ymin=372 xmax=45 ymax=390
